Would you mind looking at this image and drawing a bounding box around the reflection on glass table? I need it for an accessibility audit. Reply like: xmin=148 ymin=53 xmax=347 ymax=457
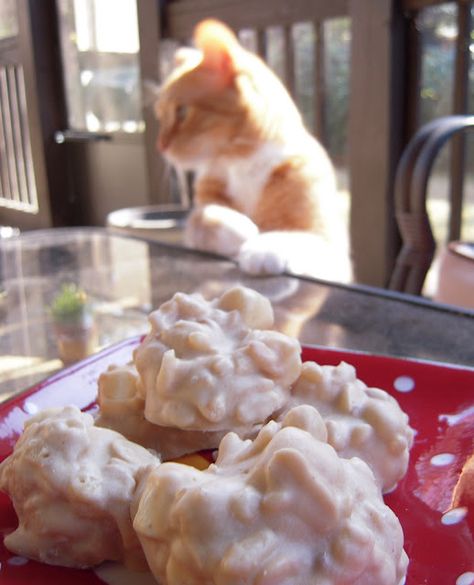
xmin=0 ymin=227 xmax=473 ymax=402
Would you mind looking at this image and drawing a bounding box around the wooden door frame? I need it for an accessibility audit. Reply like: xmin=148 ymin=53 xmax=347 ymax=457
xmin=0 ymin=0 xmax=77 ymax=230
xmin=0 ymin=3 xmax=54 ymax=230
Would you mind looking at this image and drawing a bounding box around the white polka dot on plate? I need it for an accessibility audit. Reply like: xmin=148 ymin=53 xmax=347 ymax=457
xmin=441 ymin=507 xmax=468 ymax=525
xmin=7 ymin=556 xmax=29 ymax=566
xmin=430 ymin=453 xmax=455 ymax=466
xmin=23 ymin=401 xmax=38 ymax=415
xmin=457 ymin=572 xmax=474 ymax=585
xmin=393 ymin=375 xmax=415 ymax=393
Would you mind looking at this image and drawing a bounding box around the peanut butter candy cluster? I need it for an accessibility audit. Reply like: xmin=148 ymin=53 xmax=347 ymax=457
xmin=97 ymin=286 xmax=302 ymax=458
xmin=282 ymin=361 xmax=415 ymax=492
xmin=0 ymin=406 xmax=158 ymax=569
xmin=134 ymin=286 xmax=302 ymax=432
xmin=96 ymin=363 xmax=229 ymax=459
xmin=0 ymin=286 xmax=414 ymax=584
xmin=134 ymin=405 xmax=408 ymax=585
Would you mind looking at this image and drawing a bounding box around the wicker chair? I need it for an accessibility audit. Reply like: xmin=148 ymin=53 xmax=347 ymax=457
xmin=389 ymin=115 xmax=474 ymax=295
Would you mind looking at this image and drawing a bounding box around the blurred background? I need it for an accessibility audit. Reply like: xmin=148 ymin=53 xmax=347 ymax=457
xmin=0 ymin=0 xmax=473 ymax=287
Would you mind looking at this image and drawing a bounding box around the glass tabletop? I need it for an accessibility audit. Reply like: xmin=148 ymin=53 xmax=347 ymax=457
xmin=0 ymin=226 xmax=473 ymax=402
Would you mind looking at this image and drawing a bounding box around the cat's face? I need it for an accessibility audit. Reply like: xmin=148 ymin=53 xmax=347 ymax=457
xmin=155 ymin=51 xmax=245 ymax=167
xmin=155 ymin=20 xmax=298 ymax=169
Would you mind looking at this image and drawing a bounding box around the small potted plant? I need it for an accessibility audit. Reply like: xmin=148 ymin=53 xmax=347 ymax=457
xmin=50 ymin=283 xmax=96 ymax=364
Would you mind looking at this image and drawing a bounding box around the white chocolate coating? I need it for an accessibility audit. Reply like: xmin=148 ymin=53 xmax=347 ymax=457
xmin=134 ymin=286 xmax=302 ymax=431
xmin=133 ymin=405 xmax=408 ymax=585
xmin=284 ymin=361 xmax=415 ymax=492
xmin=96 ymin=363 xmax=229 ymax=459
xmin=0 ymin=406 xmax=159 ymax=569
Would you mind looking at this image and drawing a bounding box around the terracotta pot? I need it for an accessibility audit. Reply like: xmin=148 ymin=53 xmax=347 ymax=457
xmin=53 ymin=321 xmax=97 ymax=364
xmin=434 ymin=241 xmax=474 ymax=310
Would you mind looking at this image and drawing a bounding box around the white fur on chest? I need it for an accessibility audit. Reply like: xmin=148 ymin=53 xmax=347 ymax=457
xmin=197 ymin=142 xmax=291 ymax=218
xmin=226 ymin=143 xmax=289 ymax=216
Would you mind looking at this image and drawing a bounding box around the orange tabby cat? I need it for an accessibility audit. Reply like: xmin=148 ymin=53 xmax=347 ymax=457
xmin=155 ymin=19 xmax=352 ymax=282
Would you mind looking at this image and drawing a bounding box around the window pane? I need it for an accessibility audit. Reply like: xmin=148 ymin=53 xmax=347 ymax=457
xmin=265 ymin=26 xmax=286 ymax=82
xmin=293 ymin=22 xmax=316 ymax=133
xmin=57 ymin=0 xmax=143 ymax=133
xmin=417 ymin=4 xmax=457 ymax=243
xmin=416 ymin=4 xmax=461 ymax=281
xmin=0 ymin=0 xmax=18 ymax=39
xmin=464 ymin=6 xmax=474 ymax=243
xmin=238 ymin=28 xmax=258 ymax=54
xmin=418 ymin=3 xmax=457 ymax=125
xmin=324 ymin=18 xmax=351 ymax=166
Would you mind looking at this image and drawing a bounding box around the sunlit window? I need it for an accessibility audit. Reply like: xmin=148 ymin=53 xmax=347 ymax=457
xmin=57 ymin=0 xmax=143 ymax=133
xmin=0 ymin=0 xmax=18 ymax=40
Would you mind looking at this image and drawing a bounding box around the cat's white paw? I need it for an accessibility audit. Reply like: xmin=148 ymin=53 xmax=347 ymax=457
xmin=238 ymin=246 xmax=287 ymax=275
xmin=185 ymin=204 xmax=258 ymax=257
xmin=238 ymin=236 xmax=289 ymax=275
xmin=238 ymin=231 xmax=353 ymax=281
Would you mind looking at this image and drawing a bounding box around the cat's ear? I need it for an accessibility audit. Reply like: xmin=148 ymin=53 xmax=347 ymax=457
xmin=193 ymin=19 xmax=238 ymax=85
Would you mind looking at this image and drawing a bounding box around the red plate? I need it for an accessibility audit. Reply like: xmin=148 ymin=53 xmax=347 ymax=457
xmin=0 ymin=338 xmax=473 ymax=585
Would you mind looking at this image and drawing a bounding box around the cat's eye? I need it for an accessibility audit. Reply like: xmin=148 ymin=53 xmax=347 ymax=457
xmin=176 ymin=104 xmax=188 ymax=123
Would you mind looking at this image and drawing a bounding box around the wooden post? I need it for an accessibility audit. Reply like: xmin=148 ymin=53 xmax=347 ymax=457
xmin=136 ymin=0 xmax=172 ymax=205
xmin=348 ymin=0 xmax=405 ymax=286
